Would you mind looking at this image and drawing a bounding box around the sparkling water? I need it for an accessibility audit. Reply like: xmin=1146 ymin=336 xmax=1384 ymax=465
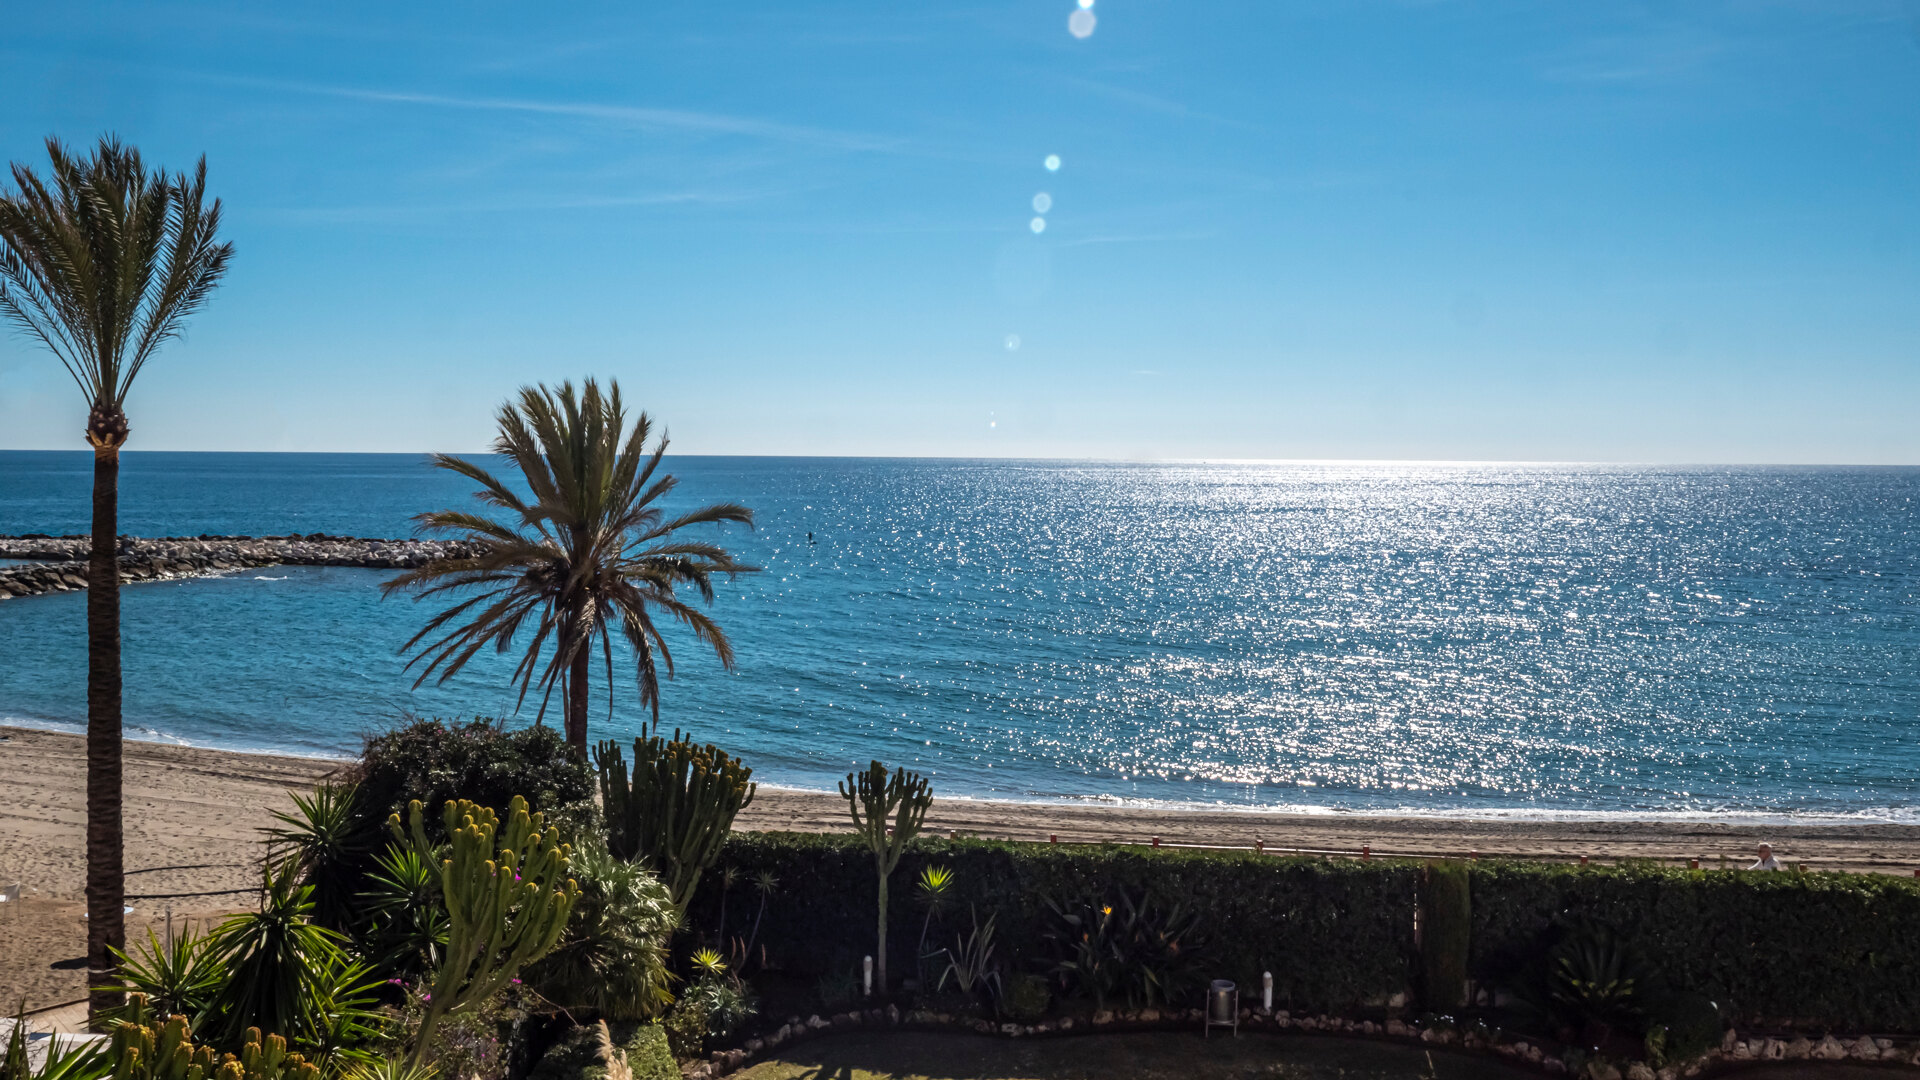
xmin=1 ymin=451 xmax=1915 ymax=821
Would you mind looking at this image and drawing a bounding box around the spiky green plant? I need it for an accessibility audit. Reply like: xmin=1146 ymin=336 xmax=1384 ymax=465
xmin=524 ymin=839 xmax=678 ymax=1020
xmin=356 ymin=847 xmax=447 ymax=981
xmin=381 ymin=379 xmax=757 ymax=753
xmin=743 ymin=871 xmax=778 ymax=962
xmin=390 ymin=797 xmax=578 ymax=1069
xmin=0 ymin=135 xmax=233 ymax=1019
xmin=594 ymin=730 xmax=756 ymax=911
xmin=103 ymin=927 xmax=221 ymax=1027
xmin=3 ymin=1003 xmax=108 ymax=1080
xmin=263 ymin=782 xmax=378 ymax=931
xmin=838 ymin=761 xmax=934 ymax=995
xmin=915 ymin=865 xmax=955 ymax=968
xmin=200 ymin=865 xmax=356 ymax=1050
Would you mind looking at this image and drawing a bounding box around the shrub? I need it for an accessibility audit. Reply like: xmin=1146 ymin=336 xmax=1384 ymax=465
xmin=353 ymin=718 xmax=598 ymax=844
xmin=609 ymin=1023 xmax=676 ymax=1080
xmin=1046 ymin=886 xmax=1208 ymax=1011
xmin=663 ymin=955 xmax=757 ymax=1059
xmin=525 ymin=839 xmax=680 ymax=1021
xmin=1001 ymin=973 xmax=1051 ymax=1022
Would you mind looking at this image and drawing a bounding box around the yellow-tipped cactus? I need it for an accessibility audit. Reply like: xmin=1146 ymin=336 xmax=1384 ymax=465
xmin=105 ymin=995 xmax=314 ymax=1080
xmin=390 ymin=796 xmax=579 ymax=1068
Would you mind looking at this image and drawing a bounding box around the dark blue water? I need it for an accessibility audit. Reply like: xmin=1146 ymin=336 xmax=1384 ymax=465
xmin=2 ymin=451 xmax=1916 ymax=822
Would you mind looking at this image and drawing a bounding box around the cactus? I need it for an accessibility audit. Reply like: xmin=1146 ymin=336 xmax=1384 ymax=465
xmin=390 ymin=797 xmax=579 ymax=1068
xmin=594 ymin=730 xmax=756 ymax=911
xmin=99 ymin=994 xmax=316 ymax=1080
xmin=838 ymin=761 xmax=933 ymax=995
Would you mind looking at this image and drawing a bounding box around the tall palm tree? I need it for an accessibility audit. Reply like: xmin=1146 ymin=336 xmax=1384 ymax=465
xmin=0 ymin=135 xmax=233 ymax=1020
xmin=384 ymin=379 xmax=756 ymax=752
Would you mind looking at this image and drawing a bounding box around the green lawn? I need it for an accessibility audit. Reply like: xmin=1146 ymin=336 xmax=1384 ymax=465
xmin=733 ymin=1031 xmax=1536 ymax=1080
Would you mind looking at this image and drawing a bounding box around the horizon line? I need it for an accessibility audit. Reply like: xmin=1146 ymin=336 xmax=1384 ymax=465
xmin=2 ymin=448 xmax=1916 ymax=469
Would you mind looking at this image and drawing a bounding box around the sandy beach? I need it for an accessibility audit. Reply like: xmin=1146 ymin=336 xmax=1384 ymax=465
xmin=6 ymin=725 xmax=1920 ymax=1012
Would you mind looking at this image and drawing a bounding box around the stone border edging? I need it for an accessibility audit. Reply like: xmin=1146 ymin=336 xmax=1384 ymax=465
xmin=681 ymin=1005 xmax=1920 ymax=1080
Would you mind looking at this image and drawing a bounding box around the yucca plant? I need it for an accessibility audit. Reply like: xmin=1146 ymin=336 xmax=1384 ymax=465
xmin=0 ymin=135 xmax=233 ymax=1017
xmin=2 ymin=1004 xmax=107 ymax=1080
xmin=915 ymin=865 xmax=956 ymax=969
xmin=103 ymin=926 xmax=221 ymax=1025
xmin=742 ymin=870 xmax=778 ymax=964
xmin=356 ymin=846 xmax=448 ymax=981
xmin=382 ymin=379 xmax=757 ymax=753
xmin=264 ymin=782 xmax=379 ymax=931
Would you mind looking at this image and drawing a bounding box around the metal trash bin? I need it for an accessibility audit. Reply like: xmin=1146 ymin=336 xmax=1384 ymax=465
xmin=1206 ymin=979 xmax=1238 ymax=1037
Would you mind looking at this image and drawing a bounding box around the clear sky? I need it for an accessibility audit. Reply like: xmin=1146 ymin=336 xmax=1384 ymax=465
xmin=1 ymin=2 xmax=1917 ymax=462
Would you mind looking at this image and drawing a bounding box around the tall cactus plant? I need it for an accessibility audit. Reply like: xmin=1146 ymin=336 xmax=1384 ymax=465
xmin=839 ymin=761 xmax=933 ymax=996
xmin=595 ymin=730 xmax=756 ymax=911
xmin=390 ymin=796 xmax=579 ymax=1068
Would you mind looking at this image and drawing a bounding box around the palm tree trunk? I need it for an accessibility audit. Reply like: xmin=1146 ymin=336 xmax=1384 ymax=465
xmin=565 ymin=643 xmax=590 ymax=754
xmin=85 ymin=439 xmax=125 ymax=1024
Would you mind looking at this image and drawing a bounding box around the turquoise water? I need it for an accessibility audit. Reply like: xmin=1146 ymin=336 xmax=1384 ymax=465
xmin=1 ymin=451 xmax=1916 ymax=821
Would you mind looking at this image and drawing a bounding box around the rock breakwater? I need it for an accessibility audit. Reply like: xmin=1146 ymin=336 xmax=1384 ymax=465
xmin=0 ymin=534 xmax=479 ymax=600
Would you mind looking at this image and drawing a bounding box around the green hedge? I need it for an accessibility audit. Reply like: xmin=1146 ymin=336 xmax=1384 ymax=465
xmin=692 ymin=834 xmax=1920 ymax=1032
xmin=690 ymin=833 xmax=1419 ymax=1011
xmin=1469 ymin=862 xmax=1920 ymax=1032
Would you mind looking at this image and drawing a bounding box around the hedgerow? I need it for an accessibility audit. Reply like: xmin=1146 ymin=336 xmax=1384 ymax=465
xmin=691 ymin=834 xmax=1920 ymax=1032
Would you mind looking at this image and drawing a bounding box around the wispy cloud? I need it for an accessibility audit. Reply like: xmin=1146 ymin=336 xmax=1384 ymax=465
xmin=1060 ymin=230 xmax=1216 ymax=247
xmin=1047 ymin=73 xmax=1261 ymax=131
xmin=190 ymin=73 xmax=907 ymax=154
xmin=242 ymin=187 xmax=789 ymax=226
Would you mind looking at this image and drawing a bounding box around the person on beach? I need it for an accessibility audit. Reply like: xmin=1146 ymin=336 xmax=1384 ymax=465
xmin=1749 ymin=843 xmax=1783 ymax=871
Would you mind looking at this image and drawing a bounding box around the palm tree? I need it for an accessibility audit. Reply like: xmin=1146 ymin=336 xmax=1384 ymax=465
xmin=0 ymin=135 xmax=233 ymax=1020
xmin=383 ymin=379 xmax=756 ymax=752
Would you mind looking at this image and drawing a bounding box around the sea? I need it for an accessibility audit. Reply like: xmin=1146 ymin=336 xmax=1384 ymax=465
xmin=1 ymin=451 xmax=1916 ymax=823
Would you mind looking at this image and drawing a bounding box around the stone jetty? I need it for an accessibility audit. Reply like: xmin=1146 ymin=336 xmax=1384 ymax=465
xmin=0 ymin=534 xmax=480 ymax=600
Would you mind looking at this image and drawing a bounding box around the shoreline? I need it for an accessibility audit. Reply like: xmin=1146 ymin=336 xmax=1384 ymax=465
xmin=6 ymin=725 xmax=1920 ymax=1011
xmin=5 ymin=718 xmax=1917 ymax=828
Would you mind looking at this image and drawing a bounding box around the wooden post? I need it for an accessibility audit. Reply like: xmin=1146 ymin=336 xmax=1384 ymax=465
xmin=1689 ymin=858 xmax=1700 ymax=870
xmin=1049 ymin=834 xmax=1057 ymax=844
xmin=1579 ymin=855 xmax=1589 ymax=866
xmin=1151 ymin=836 xmax=1160 ymax=848
xmin=1255 ymin=838 xmax=1265 ymax=854
xmin=1362 ymin=845 xmax=1371 ymax=860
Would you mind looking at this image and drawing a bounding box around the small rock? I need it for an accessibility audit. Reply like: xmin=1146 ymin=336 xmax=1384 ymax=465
xmin=1000 ymin=1023 xmax=1021 ymax=1037
xmin=806 ymin=1015 xmax=828 ymax=1030
xmin=1137 ymin=1008 xmax=1160 ymax=1023
xmin=1848 ymin=1036 xmax=1880 ymax=1060
xmin=1762 ymin=1038 xmax=1784 ymax=1060
xmin=1057 ymin=1018 xmax=1075 ymax=1031
xmin=1092 ymin=1010 xmax=1114 ymax=1026
xmin=1627 ymin=1064 xmax=1655 ymax=1080
xmin=1721 ymin=1029 xmax=1738 ymax=1053
xmin=1388 ymin=992 xmax=1409 ymax=1009
xmin=1786 ymin=1038 xmax=1813 ymax=1060
xmin=1387 ymin=1020 xmax=1412 ymax=1038
xmin=1813 ymin=1036 xmax=1848 ymax=1061
xmin=1543 ymin=1058 xmax=1566 ymax=1074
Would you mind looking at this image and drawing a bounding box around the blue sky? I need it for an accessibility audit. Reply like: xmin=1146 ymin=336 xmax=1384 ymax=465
xmin=1 ymin=1 xmax=1917 ymax=462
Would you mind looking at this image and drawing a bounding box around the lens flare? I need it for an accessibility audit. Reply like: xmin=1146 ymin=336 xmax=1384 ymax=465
xmin=1068 ymin=8 xmax=1096 ymax=38
xmin=1032 ymin=192 xmax=1053 ymax=213
xmin=1004 ymin=334 xmax=1021 ymax=351
xmin=1044 ymin=154 xmax=1061 ymax=171
xmin=1079 ymin=0 xmax=1095 ymax=7
xmin=1030 ymin=217 xmax=1047 ymax=234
